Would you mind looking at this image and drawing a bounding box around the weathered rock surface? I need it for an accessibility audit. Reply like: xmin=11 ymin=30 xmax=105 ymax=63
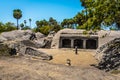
xmin=0 ymin=30 xmax=53 ymax=48
xmin=0 ymin=57 xmax=119 ymax=80
xmin=51 ymin=29 xmax=85 ymax=48
xmin=0 ymin=30 xmax=52 ymax=60
xmin=0 ymin=30 xmax=33 ymax=42
xmin=51 ymin=29 xmax=120 ymax=49
xmin=25 ymin=47 xmax=52 ymax=60
xmin=95 ymin=38 xmax=120 ymax=71
xmin=0 ymin=43 xmax=10 ymax=56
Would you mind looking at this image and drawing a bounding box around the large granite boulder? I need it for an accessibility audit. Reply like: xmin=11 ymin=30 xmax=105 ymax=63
xmin=0 ymin=30 xmax=45 ymax=42
xmin=0 ymin=41 xmax=52 ymax=60
xmin=0 ymin=30 xmax=46 ymax=48
xmin=95 ymin=38 xmax=120 ymax=71
xmin=35 ymin=32 xmax=45 ymax=39
xmin=25 ymin=47 xmax=52 ymax=60
xmin=0 ymin=30 xmax=32 ymax=42
xmin=0 ymin=30 xmax=52 ymax=60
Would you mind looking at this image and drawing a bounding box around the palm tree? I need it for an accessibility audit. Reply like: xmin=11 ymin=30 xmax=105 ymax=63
xmin=29 ymin=18 xmax=32 ymax=27
xmin=13 ymin=9 xmax=22 ymax=30
xmin=20 ymin=23 xmax=24 ymax=30
xmin=24 ymin=20 xmax=27 ymax=27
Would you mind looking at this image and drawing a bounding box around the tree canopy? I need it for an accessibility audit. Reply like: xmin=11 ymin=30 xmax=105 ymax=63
xmin=80 ymin=0 xmax=120 ymax=30
xmin=0 ymin=22 xmax=16 ymax=33
xmin=35 ymin=17 xmax=61 ymax=35
xmin=13 ymin=9 xmax=22 ymax=30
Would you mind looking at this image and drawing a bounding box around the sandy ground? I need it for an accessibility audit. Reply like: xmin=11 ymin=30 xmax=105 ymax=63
xmin=0 ymin=49 xmax=119 ymax=80
xmin=38 ymin=48 xmax=98 ymax=68
xmin=0 ymin=57 xmax=119 ymax=80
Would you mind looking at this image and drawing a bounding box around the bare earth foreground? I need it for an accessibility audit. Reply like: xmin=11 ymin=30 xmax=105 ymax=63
xmin=39 ymin=49 xmax=97 ymax=67
xmin=0 ymin=49 xmax=120 ymax=80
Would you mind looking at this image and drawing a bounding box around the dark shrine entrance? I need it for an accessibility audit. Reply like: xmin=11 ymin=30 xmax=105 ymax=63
xmin=74 ymin=39 xmax=83 ymax=48
xmin=86 ymin=39 xmax=97 ymax=49
xmin=62 ymin=39 xmax=71 ymax=48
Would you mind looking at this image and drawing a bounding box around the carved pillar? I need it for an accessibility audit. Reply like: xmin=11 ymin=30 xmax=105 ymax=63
xmin=83 ymin=39 xmax=87 ymax=49
xmin=95 ymin=39 xmax=98 ymax=49
xmin=60 ymin=38 xmax=63 ymax=48
xmin=71 ymin=39 xmax=74 ymax=48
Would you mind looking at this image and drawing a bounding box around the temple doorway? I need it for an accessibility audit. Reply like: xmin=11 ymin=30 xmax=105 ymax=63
xmin=62 ymin=39 xmax=71 ymax=48
xmin=86 ymin=39 xmax=97 ymax=49
xmin=74 ymin=39 xmax=83 ymax=48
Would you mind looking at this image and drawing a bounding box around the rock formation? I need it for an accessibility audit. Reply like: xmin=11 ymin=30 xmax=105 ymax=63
xmin=95 ymin=38 xmax=120 ymax=71
xmin=0 ymin=43 xmax=10 ymax=56
xmin=0 ymin=30 xmax=52 ymax=60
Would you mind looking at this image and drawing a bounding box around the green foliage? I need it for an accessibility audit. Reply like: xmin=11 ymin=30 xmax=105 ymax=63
xmin=39 ymin=26 xmax=53 ymax=35
xmin=13 ymin=9 xmax=22 ymax=19
xmin=36 ymin=19 xmax=48 ymax=28
xmin=20 ymin=23 xmax=24 ymax=29
xmin=22 ymin=26 xmax=31 ymax=30
xmin=13 ymin=9 xmax=22 ymax=29
xmin=35 ymin=17 xmax=62 ymax=35
xmin=61 ymin=18 xmax=75 ymax=28
xmin=0 ymin=22 xmax=16 ymax=33
xmin=74 ymin=12 xmax=86 ymax=26
xmin=80 ymin=0 xmax=120 ymax=29
xmin=83 ymin=31 xmax=88 ymax=35
xmin=110 ymin=27 xmax=117 ymax=30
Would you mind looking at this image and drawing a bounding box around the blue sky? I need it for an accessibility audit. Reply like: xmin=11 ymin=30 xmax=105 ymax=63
xmin=0 ymin=0 xmax=83 ymax=27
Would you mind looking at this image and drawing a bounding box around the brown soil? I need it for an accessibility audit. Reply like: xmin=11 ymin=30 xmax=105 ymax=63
xmin=38 ymin=49 xmax=98 ymax=67
xmin=0 ymin=49 xmax=119 ymax=80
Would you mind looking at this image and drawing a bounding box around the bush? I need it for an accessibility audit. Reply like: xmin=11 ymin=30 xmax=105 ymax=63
xmin=0 ymin=43 xmax=10 ymax=56
xmin=83 ymin=31 xmax=88 ymax=35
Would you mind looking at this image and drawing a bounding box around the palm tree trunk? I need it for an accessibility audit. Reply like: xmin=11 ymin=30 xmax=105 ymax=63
xmin=17 ymin=19 xmax=19 ymax=30
xmin=30 ymin=21 xmax=31 ymax=28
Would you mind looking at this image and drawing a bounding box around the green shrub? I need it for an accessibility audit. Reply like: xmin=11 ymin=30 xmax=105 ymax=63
xmin=0 ymin=43 xmax=10 ymax=56
xmin=83 ymin=31 xmax=88 ymax=35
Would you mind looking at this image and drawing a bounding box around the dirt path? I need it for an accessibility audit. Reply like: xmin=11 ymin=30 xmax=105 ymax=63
xmin=38 ymin=49 xmax=98 ymax=67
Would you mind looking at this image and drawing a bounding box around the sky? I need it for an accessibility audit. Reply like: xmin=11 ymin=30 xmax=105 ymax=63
xmin=0 ymin=0 xmax=83 ymax=28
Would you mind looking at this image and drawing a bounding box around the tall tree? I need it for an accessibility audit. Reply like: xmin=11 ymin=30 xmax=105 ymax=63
xmin=74 ymin=12 xmax=85 ymax=26
xmin=61 ymin=18 xmax=75 ymax=28
xmin=29 ymin=18 xmax=32 ymax=27
xmin=13 ymin=9 xmax=22 ymax=30
xmin=24 ymin=20 xmax=27 ymax=27
xmin=49 ymin=17 xmax=57 ymax=26
xmin=80 ymin=0 xmax=120 ymax=30
xmin=35 ymin=18 xmax=61 ymax=34
xmin=48 ymin=17 xmax=61 ymax=31
xmin=20 ymin=23 xmax=24 ymax=29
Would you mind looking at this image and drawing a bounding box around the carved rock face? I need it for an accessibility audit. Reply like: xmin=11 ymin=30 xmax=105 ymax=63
xmin=95 ymin=38 xmax=120 ymax=71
